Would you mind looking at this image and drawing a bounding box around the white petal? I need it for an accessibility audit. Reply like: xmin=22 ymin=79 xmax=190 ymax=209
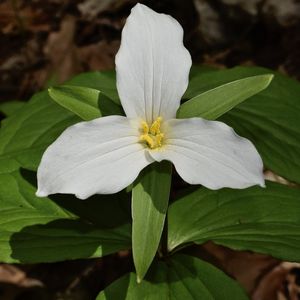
xmin=116 ymin=3 xmax=191 ymax=123
xmin=150 ymin=118 xmax=265 ymax=189
xmin=36 ymin=116 xmax=153 ymax=199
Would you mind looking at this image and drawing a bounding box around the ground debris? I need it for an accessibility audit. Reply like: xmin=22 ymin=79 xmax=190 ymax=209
xmin=1 ymin=0 xmax=299 ymax=102
xmin=0 ymin=1 xmax=299 ymax=299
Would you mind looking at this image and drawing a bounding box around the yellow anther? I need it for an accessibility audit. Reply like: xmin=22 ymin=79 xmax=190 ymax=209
xmin=150 ymin=117 xmax=162 ymax=135
xmin=155 ymin=133 xmax=164 ymax=148
xmin=139 ymin=117 xmax=164 ymax=149
xmin=141 ymin=121 xmax=149 ymax=134
xmin=140 ymin=134 xmax=155 ymax=149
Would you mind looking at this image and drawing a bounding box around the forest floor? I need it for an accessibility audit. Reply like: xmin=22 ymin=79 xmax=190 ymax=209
xmin=0 ymin=0 xmax=300 ymax=299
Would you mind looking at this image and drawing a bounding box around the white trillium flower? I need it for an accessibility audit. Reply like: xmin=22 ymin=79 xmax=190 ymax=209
xmin=36 ymin=4 xmax=265 ymax=200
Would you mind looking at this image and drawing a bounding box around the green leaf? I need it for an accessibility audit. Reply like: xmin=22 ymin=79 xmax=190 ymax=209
xmin=67 ymin=71 xmax=120 ymax=105
xmin=48 ymin=85 xmax=123 ymax=121
xmin=0 ymin=71 xmax=131 ymax=263
xmin=184 ymin=66 xmax=300 ymax=184
xmin=0 ymin=101 xmax=25 ymax=116
xmin=184 ymin=66 xmax=269 ymax=99
xmin=0 ymin=91 xmax=80 ymax=171
xmin=220 ymin=71 xmax=300 ymax=184
xmin=189 ymin=65 xmax=216 ymax=79
xmin=53 ymin=190 xmax=131 ymax=229
xmin=48 ymin=86 xmax=101 ymax=120
xmin=131 ymin=161 xmax=172 ymax=282
xmin=168 ymin=182 xmax=300 ymax=262
xmin=0 ymin=70 xmax=125 ymax=171
xmin=177 ymin=74 xmax=273 ymax=120
xmin=0 ymin=162 xmax=131 ymax=263
xmin=97 ymin=254 xmax=248 ymax=300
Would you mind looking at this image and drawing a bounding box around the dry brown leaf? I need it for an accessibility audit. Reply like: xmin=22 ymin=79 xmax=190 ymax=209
xmin=44 ymin=15 xmax=82 ymax=84
xmin=264 ymin=170 xmax=298 ymax=187
xmin=78 ymin=0 xmax=117 ymax=20
xmin=202 ymin=243 xmax=279 ymax=293
xmin=0 ymin=2 xmax=51 ymax=34
xmin=0 ymin=264 xmax=43 ymax=288
xmin=253 ymin=262 xmax=300 ymax=300
xmin=78 ymin=0 xmax=134 ymax=20
xmin=77 ymin=40 xmax=120 ymax=70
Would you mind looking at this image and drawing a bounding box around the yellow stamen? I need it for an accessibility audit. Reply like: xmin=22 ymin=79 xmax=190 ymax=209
xmin=140 ymin=134 xmax=155 ymax=149
xmin=155 ymin=133 xmax=164 ymax=147
xmin=139 ymin=117 xmax=164 ymax=149
xmin=141 ymin=121 xmax=149 ymax=134
xmin=150 ymin=116 xmax=162 ymax=135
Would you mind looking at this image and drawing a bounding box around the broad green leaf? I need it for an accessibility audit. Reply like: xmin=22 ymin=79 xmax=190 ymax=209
xmin=49 ymin=85 xmax=123 ymax=121
xmin=132 ymin=161 xmax=172 ymax=282
xmin=0 ymin=70 xmax=125 ymax=171
xmin=177 ymin=74 xmax=273 ymax=120
xmin=97 ymin=254 xmax=248 ymax=300
xmin=0 ymin=101 xmax=25 ymax=116
xmin=53 ymin=190 xmax=131 ymax=229
xmin=49 ymin=86 xmax=101 ymax=120
xmin=0 ymin=71 xmax=131 ymax=263
xmin=68 ymin=71 xmax=120 ymax=105
xmin=0 ymin=162 xmax=131 ymax=263
xmin=168 ymin=182 xmax=300 ymax=262
xmin=184 ymin=66 xmax=300 ymax=184
xmin=0 ymin=91 xmax=79 ymax=171
xmin=221 ymin=71 xmax=300 ymax=184
xmin=184 ymin=66 xmax=269 ymax=99
xmin=0 ymin=72 xmax=124 ymax=170
xmin=189 ymin=65 xmax=216 ymax=79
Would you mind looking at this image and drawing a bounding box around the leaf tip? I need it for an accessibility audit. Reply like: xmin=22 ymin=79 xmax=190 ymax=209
xmin=264 ymin=73 xmax=274 ymax=86
xmin=48 ymin=87 xmax=54 ymax=96
xmin=136 ymin=276 xmax=142 ymax=284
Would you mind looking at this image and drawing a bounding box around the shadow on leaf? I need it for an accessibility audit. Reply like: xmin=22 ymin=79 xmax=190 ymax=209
xmin=20 ymin=168 xmax=131 ymax=229
xmin=9 ymin=218 xmax=131 ymax=264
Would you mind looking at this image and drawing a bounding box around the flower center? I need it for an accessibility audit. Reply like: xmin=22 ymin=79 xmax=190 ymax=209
xmin=139 ymin=117 xmax=164 ymax=149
